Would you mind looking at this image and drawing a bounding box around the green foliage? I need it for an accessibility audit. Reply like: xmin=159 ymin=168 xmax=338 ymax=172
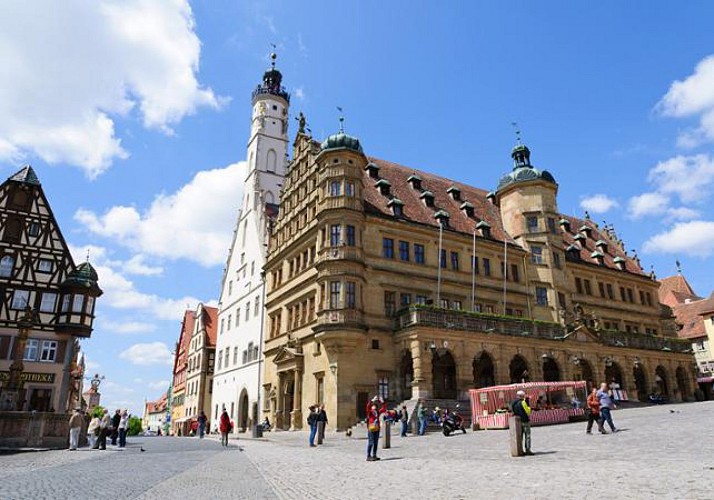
xmin=90 ymin=405 xmax=105 ymax=419
xmin=127 ymin=416 xmax=143 ymax=436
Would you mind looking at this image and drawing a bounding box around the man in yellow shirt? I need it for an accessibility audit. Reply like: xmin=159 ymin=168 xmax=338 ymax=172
xmin=511 ymin=390 xmax=533 ymax=456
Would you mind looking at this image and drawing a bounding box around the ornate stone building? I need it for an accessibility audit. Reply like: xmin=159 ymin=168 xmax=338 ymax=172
xmin=0 ymin=166 xmax=102 ymax=414
xmin=261 ymin=128 xmax=695 ymax=432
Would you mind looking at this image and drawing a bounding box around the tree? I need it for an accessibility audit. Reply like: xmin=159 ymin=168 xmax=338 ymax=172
xmin=90 ymin=405 xmax=105 ymax=419
xmin=127 ymin=416 xmax=143 ymax=436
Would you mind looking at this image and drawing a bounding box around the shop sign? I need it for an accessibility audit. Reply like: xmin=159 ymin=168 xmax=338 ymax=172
xmin=0 ymin=371 xmax=55 ymax=383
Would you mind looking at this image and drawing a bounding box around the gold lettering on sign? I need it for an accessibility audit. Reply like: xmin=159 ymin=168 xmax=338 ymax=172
xmin=0 ymin=371 xmax=55 ymax=383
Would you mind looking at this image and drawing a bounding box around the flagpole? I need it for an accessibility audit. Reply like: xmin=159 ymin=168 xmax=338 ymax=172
xmin=502 ymin=238 xmax=508 ymax=315
xmin=437 ymin=221 xmax=443 ymax=307
xmin=471 ymin=227 xmax=476 ymax=312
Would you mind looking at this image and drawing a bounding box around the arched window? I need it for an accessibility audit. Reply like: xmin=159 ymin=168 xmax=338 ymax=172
xmin=0 ymin=255 xmax=14 ymax=277
xmin=266 ymin=149 xmax=277 ymax=173
xmin=265 ymin=191 xmax=275 ymax=204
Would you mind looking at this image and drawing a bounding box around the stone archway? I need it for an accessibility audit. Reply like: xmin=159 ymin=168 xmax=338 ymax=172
xmin=542 ymin=357 xmax=561 ymax=382
xmin=238 ymin=389 xmax=249 ymax=431
xmin=432 ymin=350 xmax=457 ymax=399
xmin=509 ymin=355 xmax=530 ymax=383
xmin=399 ymin=350 xmax=414 ymax=400
xmin=676 ymin=366 xmax=690 ymax=401
xmin=577 ymin=358 xmax=595 ymax=392
xmin=605 ymin=362 xmax=623 ymax=388
xmin=633 ymin=364 xmax=648 ymax=401
xmin=655 ymin=365 xmax=669 ymax=396
xmin=473 ymin=351 xmax=496 ymax=388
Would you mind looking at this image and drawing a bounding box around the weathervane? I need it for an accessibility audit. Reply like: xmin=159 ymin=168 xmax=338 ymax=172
xmin=269 ymin=43 xmax=277 ymax=69
xmin=511 ymin=121 xmax=522 ymax=144
xmin=337 ymin=106 xmax=345 ymax=133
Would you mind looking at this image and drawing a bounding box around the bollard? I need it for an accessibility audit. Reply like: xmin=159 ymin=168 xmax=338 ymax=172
xmin=252 ymin=424 xmax=263 ymax=438
xmin=317 ymin=421 xmax=325 ymax=445
xmin=509 ymin=415 xmax=523 ymax=457
xmin=382 ymin=420 xmax=391 ymax=449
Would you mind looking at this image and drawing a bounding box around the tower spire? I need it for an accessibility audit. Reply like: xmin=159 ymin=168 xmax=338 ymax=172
xmin=337 ymin=106 xmax=345 ymax=133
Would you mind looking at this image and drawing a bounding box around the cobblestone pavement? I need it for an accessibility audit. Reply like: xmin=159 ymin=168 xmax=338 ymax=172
xmin=2 ymin=402 xmax=713 ymax=500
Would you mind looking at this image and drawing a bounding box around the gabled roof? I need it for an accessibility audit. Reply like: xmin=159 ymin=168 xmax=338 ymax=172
xmin=202 ymin=305 xmax=218 ymax=347
xmin=8 ymin=165 xmax=41 ymax=186
xmin=363 ymin=157 xmax=518 ymax=245
xmin=559 ymin=216 xmax=645 ymax=275
xmin=672 ymin=297 xmax=714 ymax=340
xmin=658 ymin=274 xmax=701 ymax=307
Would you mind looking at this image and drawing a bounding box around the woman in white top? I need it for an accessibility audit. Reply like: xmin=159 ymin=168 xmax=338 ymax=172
xmin=87 ymin=416 xmax=100 ymax=448
xmin=118 ymin=410 xmax=130 ymax=448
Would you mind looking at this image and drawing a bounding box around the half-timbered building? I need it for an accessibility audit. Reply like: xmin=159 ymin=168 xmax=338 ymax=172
xmin=0 ymin=166 xmax=102 ymax=413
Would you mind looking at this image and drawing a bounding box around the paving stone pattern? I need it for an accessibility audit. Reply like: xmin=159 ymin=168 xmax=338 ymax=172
xmin=2 ymin=402 xmax=713 ymax=500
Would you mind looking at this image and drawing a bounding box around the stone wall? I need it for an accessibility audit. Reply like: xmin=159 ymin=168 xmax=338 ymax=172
xmin=0 ymin=411 xmax=87 ymax=449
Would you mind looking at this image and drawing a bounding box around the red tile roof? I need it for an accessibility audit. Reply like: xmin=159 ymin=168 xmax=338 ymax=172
xmin=202 ymin=305 xmax=218 ymax=347
xmin=658 ymin=274 xmax=700 ymax=307
xmin=173 ymin=310 xmax=195 ymax=374
xmin=672 ymin=297 xmax=714 ymax=340
xmin=363 ymin=157 xmax=643 ymax=275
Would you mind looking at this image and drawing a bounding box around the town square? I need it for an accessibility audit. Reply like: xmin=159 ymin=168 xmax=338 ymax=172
xmin=2 ymin=2 xmax=714 ymax=499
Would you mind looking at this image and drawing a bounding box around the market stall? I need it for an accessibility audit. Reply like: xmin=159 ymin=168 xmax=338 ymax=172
xmin=469 ymin=381 xmax=587 ymax=430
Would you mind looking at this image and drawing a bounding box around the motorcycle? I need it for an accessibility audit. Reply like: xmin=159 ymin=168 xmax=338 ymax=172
xmin=441 ymin=408 xmax=467 ymax=436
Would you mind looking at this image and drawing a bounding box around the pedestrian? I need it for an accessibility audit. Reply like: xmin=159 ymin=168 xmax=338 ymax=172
xmin=316 ymin=404 xmax=327 ymax=445
xmin=110 ymin=409 xmax=121 ymax=446
xmin=417 ymin=399 xmax=427 ymax=436
xmin=93 ymin=408 xmax=111 ymax=450
xmin=586 ymin=387 xmax=606 ymax=434
xmin=87 ymin=414 xmax=100 ymax=449
xmin=597 ymin=382 xmax=618 ymax=432
xmin=198 ymin=411 xmax=207 ymax=439
xmin=366 ymin=396 xmax=387 ymax=461
xmin=219 ymin=409 xmax=231 ymax=447
xmin=68 ymin=407 xmax=83 ymax=451
xmin=307 ymin=405 xmax=318 ymax=447
xmin=118 ymin=410 xmax=129 ymax=448
xmin=511 ymin=390 xmax=534 ymax=456
xmin=399 ymin=405 xmax=408 ymax=437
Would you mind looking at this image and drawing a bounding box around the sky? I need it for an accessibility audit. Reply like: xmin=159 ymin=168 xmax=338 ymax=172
xmin=2 ymin=1 xmax=714 ymax=415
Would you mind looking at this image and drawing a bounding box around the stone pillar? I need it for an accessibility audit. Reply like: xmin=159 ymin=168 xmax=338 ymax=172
xmin=290 ymin=369 xmax=303 ymax=430
xmin=57 ymin=338 xmax=77 ymax=413
xmin=509 ymin=415 xmax=523 ymax=457
xmin=410 ymin=339 xmax=429 ymax=399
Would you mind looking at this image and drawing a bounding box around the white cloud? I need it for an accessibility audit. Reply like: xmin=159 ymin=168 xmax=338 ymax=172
xmin=0 ymin=0 xmax=223 ymax=177
xmin=657 ymin=55 xmax=714 ymax=147
xmin=119 ymin=342 xmax=173 ymax=366
xmin=627 ymin=192 xmax=669 ymax=219
xmin=666 ymin=207 xmax=700 ymax=221
xmin=122 ymin=255 xmax=164 ymax=276
xmin=643 ymin=220 xmax=714 ymax=257
xmin=294 ymin=87 xmax=305 ymax=100
xmin=75 ymin=162 xmax=245 ymax=267
xmin=85 ymin=361 xmax=101 ymax=372
xmin=68 ymin=243 xmax=204 ymax=321
xmin=647 ymin=154 xmax=714 ymax=203
xmin=100 ymin=320 xmax=157 ymax=335
xmin=580 ymin=194 xmax=619 ymax=214
xmin=148 ymin=380 xmax=169 ymax=391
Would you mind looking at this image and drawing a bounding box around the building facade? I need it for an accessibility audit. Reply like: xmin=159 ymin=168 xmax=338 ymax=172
xmin=143 ymin=391 xmax=168 ymax=433
xmin=170 ymin=309 xmax=194 ymax=435
xmin=262 ymin=126 xmax=695 ymax=430
xmin=211 ymin=54 xmax=288 ymax=432
xmin=183 ymin=303 xmax=217 ymax=431
xmin=0 ymin=166 xmax=102 ymax=414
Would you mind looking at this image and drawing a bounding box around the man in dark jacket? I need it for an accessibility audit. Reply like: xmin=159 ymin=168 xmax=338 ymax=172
xmin=110 ymin=409 xmax=121 ymax=446
xmin=307 ymin=405 xmax=318 ymax=447
xmin=511 ymin=391 xmax=533 ymax=456
xmin=316 ymin=404 xmax=328 ymax=445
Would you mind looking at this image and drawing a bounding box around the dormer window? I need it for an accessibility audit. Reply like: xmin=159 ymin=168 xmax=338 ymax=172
xmin=365 ymin=162 xmax=380 ymax=179
xmin=559 ymin=218 xmax=571 ymax=232
xmin=591 ymin=251 xmax=605 ymax=266
xmin=434 ymin=210 xmax=450 ymax=228
xmin=447 ymin=186 xmax=461 ymax=201
xmin=375 ymin=179 xmax=391 ymax=196
xmin=579 ymin=225 xmax=592 ymax=239
xmin=486 ymin=192 xmax=496 ymax=204
xmin=613 ymin=256 xmax=626 ymax=271
xmin=460 ymin=201 xmax=474 ymax=217
xmin=407 ymin=174 xmax=422 ymax=190
xmin=573 ymin=233 xmax=586 ymax=245
xmin=595 ymin=240 xmax=608 ymax=254
xmin=565 ymin=244 xmax=581 ymax=261
xmin=420 ymin=191 xmax=435 ymax=207
xmin=387 ymin=198 xmax=404 ymax=217
xmin=475 ymin=220 xmax=491 ymax=238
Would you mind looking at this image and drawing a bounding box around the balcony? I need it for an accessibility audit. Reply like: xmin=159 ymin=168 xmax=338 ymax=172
xmin=394 ymin=306 xmax=693 ymax=353
xmin=252 ymin=85 xmax=290 ymax=103
xmin=316 ymin=309 xmax=364 ymax=327
xmin=317 ymin=246 xmax=362 ymax=265
xmin=319 ymin=196 xmax=363 ymax=211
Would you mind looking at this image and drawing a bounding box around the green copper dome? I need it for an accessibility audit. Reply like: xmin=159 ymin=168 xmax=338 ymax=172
xmin=60 ymin=262 xmax=103 ymax=295
xmin=497 ymin=143 xmax=556 ymax=192
xmin=320 ymin=132 xmax=363 ymax=154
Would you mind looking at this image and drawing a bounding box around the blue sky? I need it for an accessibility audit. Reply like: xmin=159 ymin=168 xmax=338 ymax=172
xmin=2 ymin=1 xmax=714 ymax=414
